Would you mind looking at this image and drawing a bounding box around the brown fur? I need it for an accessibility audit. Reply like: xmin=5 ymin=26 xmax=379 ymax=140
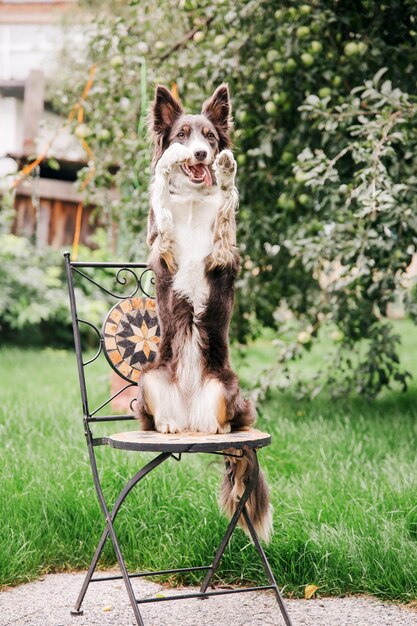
xmin=220 ymin=449 xmax=272 ymax=543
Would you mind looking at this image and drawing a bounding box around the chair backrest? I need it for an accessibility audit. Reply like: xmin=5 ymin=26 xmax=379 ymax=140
xmin=103 ymin=296 xmax=160 ymax=383
xmin=64 ymin=253 xmax=159 ymax=425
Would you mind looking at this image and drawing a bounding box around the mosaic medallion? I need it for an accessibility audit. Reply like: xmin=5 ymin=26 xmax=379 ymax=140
xmin=103 ymin=297 xmax=160 ymax=383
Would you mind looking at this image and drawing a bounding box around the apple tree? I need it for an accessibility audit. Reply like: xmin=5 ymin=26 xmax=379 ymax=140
xmin=55 ymin=0 xmax=417 ymax=396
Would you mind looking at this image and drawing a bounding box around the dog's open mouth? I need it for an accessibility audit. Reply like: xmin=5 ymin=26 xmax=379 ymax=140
xmin=181 ymin=163 xmax=212 ymax=187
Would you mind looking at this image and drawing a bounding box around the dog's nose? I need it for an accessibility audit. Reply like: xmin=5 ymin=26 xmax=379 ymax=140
xmin=194 ymin=150 xmax=207 ymax=162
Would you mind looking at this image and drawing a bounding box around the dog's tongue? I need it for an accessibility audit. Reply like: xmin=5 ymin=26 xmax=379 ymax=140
xmin=190 ymin=164 xmax=212 ymax=187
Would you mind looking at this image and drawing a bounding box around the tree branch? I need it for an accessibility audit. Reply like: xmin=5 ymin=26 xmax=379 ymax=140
xmin=156 ymin=16 xmax=214 ymax=62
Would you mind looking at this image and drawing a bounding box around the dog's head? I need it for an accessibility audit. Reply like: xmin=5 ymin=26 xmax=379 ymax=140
xmin=149 ymin=84 xmax=232 ymax=186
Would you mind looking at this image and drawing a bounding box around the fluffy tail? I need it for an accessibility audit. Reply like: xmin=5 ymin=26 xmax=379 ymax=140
xmin=220 ymin=448 xmax=273 ymax=543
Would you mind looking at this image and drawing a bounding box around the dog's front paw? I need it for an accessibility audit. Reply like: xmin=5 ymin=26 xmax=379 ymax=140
xmin=156 ymin=143 xmax=193 ymax=175
xmin=214 ymin=149 xmax=237 ymax=187
xmin=215 ymin=149 xmax=236 ymax=174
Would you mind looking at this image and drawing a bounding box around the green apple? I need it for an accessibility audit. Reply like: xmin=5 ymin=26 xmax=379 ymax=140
xmin=299 ymin=193 xmax=309 ymax=206
xmin=300 ymin=4 xmax=312 ymax=14
xmin=277 ymin=193 xmax=288 ymax=209
xmin=277 ymin=193 xmax=295 ymax=210
xmin=318 ymin=86 xmax=331 ymax=98
xmin=193 ymin=30 xmax=205 ymax=43
xmin=301 ymin=52 xmax=314 ymax=66
xmin=280 ymin=151 xmax=294 ymax=165
xmin=75 ymin=123 xmax=91 ymax=139
xmin=214 ymin=34 xmax=227 ymax=47
xmin=265 ymin=101 xmax=277 ymax=115
xmin=274 ymin=61 xmax=284 ymax=74
xmin=286 ymin=58 xmax=297 ymax=73
xmin=310 ymin=40 xmax=323 ymax=54
xmin=297 ymin=331 xmax=312 ymax=345
xmin=98 ymin=128 xmax=111 ymax=142
xmin=296 ymin=26 xmax=310 ymax=39
xmin=110 ymin=55 xmax=123 ymax=68
xmin=344 ymin=41 xmax=359 ymax=56
xmin=267 ymin=49 xmax=280 ymax=63
xmin=330 ymin=330 xmax=344 ymax=342
xmin=237 ymin=154 xmax=246 ymax=165
xmin=332 ymin=75 xmax=342 ymax=87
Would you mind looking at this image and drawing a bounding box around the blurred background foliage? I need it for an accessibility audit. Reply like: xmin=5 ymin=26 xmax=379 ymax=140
xmin=3 ymin=0 xmax=417 ymax=397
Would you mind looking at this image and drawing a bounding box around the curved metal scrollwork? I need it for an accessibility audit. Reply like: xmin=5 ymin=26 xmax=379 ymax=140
xmin=138 ymin=268 xmax=156 ymax=299
xmin=78 ymin=318 xmax=103 ymax=366
xmin=89 ymin=381 xmax=137 ymax=418
xmin=114 ymin=267 xmax=141 ymax=298
xmin=129 ymin=397 xmax=138 ymax=413
xmin=73 ymin=266 xmax=156 ymax=300
xmin=73 ymin=267 xmax=137 ymax=300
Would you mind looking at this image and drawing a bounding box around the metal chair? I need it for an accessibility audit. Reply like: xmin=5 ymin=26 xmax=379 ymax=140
xmin=64 ymin=252 xmax=293 ymax=626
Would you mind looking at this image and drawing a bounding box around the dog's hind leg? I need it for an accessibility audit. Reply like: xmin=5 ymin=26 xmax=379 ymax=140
xmin=188 ymin=378 xmax=231 ymax=434
xmin=139 ymin=368 xmax=187 ymax=434
xmin=135 ymin=373 xmax=156 ymax=431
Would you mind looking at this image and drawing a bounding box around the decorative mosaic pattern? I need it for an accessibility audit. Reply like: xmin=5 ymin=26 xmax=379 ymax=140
xmin=103 ymin=297 xmax=160 ymax=383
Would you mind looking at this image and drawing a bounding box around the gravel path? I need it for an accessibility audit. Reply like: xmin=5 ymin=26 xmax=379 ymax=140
xmin=1 ymin=572 xmax=416 ymax=626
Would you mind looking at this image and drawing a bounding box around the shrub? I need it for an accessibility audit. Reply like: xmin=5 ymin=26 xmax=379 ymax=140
xmin=0 ymin=233 xmax=115 ymax=347
xmin=0 ymin=235 xmax=73 ymax=345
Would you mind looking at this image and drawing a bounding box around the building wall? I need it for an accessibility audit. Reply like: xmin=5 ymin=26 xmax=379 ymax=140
xmin=0 ymin=96 xmax=23 ymax=157
xmin=0 ymin=0 xmax=83 ymax=160
xmin=0 ymin=1 xmax=77 ymax=80
xmin=0 ymin=2 xmax=95 ymax=249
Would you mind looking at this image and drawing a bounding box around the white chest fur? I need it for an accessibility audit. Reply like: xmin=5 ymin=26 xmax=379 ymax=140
xmin=169 ymin=186 xmax=222 ymax=313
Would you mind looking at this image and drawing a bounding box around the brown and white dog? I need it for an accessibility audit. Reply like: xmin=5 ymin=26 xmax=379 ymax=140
xmin=135 ymin=84 xmax=272 ymax=542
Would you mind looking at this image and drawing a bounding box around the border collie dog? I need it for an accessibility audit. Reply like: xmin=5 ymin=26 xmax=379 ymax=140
xmin=136 ymin=84 xmax=272 ymax=542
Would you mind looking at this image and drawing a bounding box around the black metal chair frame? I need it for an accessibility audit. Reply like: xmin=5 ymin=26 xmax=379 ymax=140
xmin=64 ymin=252 xmax=293 ymax=626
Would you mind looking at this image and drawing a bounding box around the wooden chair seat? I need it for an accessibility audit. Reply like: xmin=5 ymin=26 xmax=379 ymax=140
xmin=106 ymin=428 xmax=271 ymax=453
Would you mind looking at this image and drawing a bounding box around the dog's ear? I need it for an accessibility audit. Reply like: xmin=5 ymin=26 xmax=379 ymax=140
xmin=202 ymin=84 xmax=232 ymax=148
xmin=151 ymin=85 xmax=183 ymax=136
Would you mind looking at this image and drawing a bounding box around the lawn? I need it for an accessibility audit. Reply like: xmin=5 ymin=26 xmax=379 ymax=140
xmin=1 ymin=321 xmax=417 ymax=602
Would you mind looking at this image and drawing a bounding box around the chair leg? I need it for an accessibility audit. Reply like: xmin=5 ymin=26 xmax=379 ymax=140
xmin=72 ymin=450 xmax=171 ymax=624
xmin=201 ymin=450 xmax=293 ymax=626
xmin=200 ymin=448 xmax=260 ymax=594
xmin=242 ymin=508 xmax=293 ymax=626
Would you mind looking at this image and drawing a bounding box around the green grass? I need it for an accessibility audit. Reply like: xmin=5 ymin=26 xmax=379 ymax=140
xmin=1 ymin=322 xmax=417 ymax=602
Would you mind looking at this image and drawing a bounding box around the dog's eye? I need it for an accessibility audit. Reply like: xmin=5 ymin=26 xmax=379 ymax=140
xmin=177 ymin=131 xmax=185 ymax=138
xmin=207 ymin=132 xmax=215 ymax=140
